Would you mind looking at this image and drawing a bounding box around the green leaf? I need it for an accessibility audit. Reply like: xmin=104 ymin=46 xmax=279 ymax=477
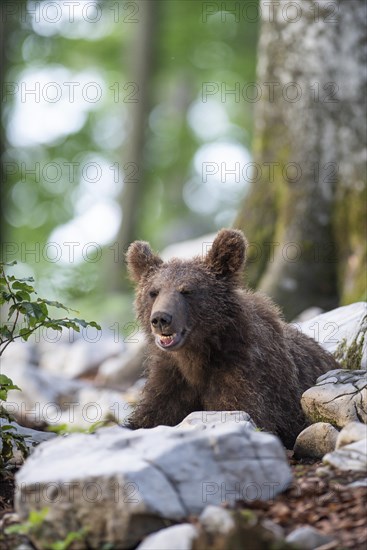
xmin=7 ymin=303 xmax=18 ymax=320
xmin=40 ymin=299 xmax=70 ymax=312
xmin=71 ymin=318 xmax=89 ymax=328
xmin=0 ymin=378 xmax=21 ymax=400
xmin=70 ymin=318 xmax=101 ymax=330
xmin=12 ymin=281 xmax=35 ymax=293
xmin=5 ymin=383 xmax=22 ymax=392
xmin=0 ymin=424 xmax=16 ymax=431
xmin=29 ymin=507 xmax=49 ymax=525
xmin=43 ymin=322 xmax=63 ymax=332
xmin=21 ymin=301 xmax=48 ymax=320
xmin=0 ymin=326 xmax=12 ymax=339
xmin=5 ymin=523 xmax=30 ymax=535
xmin=15 ymin=291 xmax=31 ymax=302
xmin=57 ymin=319 xmax=81 ymax=332
xmin=0 ymin=374 xmax=16 ymax=386
xmin=19 ymin=327 xmax=32 ymax=341
xmin=0 ymin=373 xmax=21 ymax=392
xmin=89 ymin=321 xmax=102 ymax=330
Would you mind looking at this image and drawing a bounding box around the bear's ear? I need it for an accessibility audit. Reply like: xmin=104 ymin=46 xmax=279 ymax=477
xmin=205 ymin=229 xmax=247 ymax=278
xmin=126 ymin=241 xmax=163 ymax=283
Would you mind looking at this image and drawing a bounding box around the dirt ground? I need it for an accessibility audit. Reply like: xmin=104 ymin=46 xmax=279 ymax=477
xmin=240 ymin=453 xmax=367 ymax=549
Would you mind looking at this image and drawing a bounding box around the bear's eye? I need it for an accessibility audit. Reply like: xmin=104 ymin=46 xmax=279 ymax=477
xmin=179 ymin=288 xmax=191 ymax=295
xmin=149 ymin=290 xmax=159 ymax=299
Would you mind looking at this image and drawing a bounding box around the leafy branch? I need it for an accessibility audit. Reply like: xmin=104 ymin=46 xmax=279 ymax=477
xmin=0 ymin=261 xmax=101 ymax=356
xmin=0 ymin=261 xmax=101 ymax=469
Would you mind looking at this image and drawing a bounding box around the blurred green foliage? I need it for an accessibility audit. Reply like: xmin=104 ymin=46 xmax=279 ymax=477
xmin=1 ymin=0 xmax=259 ymax=322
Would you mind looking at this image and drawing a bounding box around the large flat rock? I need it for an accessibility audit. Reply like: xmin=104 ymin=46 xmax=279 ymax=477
xmin=15 ymin=411 xmax=292 ymax=549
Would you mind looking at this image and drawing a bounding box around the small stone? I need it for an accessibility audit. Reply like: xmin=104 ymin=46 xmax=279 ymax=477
xmin=286 ymin=526 xmax=334 ymax=549
xmin=137 ymin=524 xmax=198 ymax=550
xmin=323 ymin=438 xmax=367 ymax=471
xmin=336 ymin=421 xmax=367 ymax=449
xmin=347 ymin=478 xmax=367 ymax=488
xmin=315 ymin=466 xmax=333 ymax=478
xmin=176 ymin=410 xmax=256 ymax=430
xmin=293 ymin=422 xmax=338 ymax=458
xmin=261 ymin=518 xmax=284 ymax=540
xmin=199 ymin=505 xmax=235 ymax=535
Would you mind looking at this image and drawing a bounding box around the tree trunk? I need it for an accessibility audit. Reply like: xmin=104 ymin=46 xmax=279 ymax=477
xmin=235 ymin=0 xmax=366 ymax=319
xmin=116 ymin=0 xmax=158 ymax=266
xmin=0 ymin=11 xmax=6 ymax=235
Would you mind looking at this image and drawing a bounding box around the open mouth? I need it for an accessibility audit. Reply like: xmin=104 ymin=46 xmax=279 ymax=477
xmin=155 ymin=330 xmax=186 ymax=351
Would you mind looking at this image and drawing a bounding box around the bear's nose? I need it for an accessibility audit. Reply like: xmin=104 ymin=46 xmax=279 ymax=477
xmin=150 ymin=311 xmax=172 ymax=331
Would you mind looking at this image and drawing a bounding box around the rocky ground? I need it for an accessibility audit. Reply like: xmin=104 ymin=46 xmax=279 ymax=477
xmin=241 ymin=452 xmax=367 ymax=549
xmin=1 ymin=453 xmax=366 ymax=550
xmin=0 ymin=302 xmax=366 ymax=549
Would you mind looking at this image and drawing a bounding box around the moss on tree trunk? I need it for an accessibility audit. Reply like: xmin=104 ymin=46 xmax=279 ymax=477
xmin=235 ymin=0 xmax=367 ymax=319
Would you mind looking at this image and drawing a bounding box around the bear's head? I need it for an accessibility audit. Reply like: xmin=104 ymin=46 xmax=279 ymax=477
xmin=126 ymin=229 xmax=247 ymax=352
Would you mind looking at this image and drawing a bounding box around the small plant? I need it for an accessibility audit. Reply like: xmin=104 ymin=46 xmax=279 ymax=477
xmin=46 ymin=418 xmax=117 ymax=436
xmin=5 ymin=508 xmax=49 ymax=536
xmin=0 ymin=374 xmax=29 ymax=468
xmin=48 ymin=531 xmax=88 ymax=550
xmin=5 ymin=508 xmax=87 ymax=549
xmin=334 ymin=315 xmax=366 ymax=370
xmin=0 ymin=261 xmax=101 ymax=467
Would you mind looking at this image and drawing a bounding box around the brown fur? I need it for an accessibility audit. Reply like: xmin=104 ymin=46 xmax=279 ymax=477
xmin=125 ymin=229 xmax=339 ymax=447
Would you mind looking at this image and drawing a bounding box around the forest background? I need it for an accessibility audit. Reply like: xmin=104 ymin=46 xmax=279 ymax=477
xmin=1 ymin=0 xmax=366 ymax=329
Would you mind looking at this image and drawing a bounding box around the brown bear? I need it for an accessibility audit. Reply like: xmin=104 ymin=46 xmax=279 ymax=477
xmin=125 ymin=229 xmax=339 ymax=447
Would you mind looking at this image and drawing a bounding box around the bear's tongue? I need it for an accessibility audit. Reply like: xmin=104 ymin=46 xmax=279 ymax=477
xmin=159 ymin=334 xmax=176 ymax=347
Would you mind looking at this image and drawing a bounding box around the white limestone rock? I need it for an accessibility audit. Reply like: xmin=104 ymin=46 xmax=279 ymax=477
xmin=137 ymin=524 xmax=198 ymax=550
xmin=336 ymin=421 xmax=367 ymax=449
xmin=39 ymin=332 xmax=125 ymax=379
xmin=286 ymin=526 xmax=334 ymax=549
xmin=50 ymin=386 xmax=132 ymax=429
xmin=15 ymin=411 xmax=291 ymax=548
xmin=1 ymin=358 xmax=83 ymax=428
xmin=323 ymin=438 xmax=367 ymax=472
xmin=297 ymin=302 xmax=367 ymax=366
xmin=199 ymin=505 xmax=235 ymax=535
xmin=301 ymin=369 xmax=367 ymax=428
